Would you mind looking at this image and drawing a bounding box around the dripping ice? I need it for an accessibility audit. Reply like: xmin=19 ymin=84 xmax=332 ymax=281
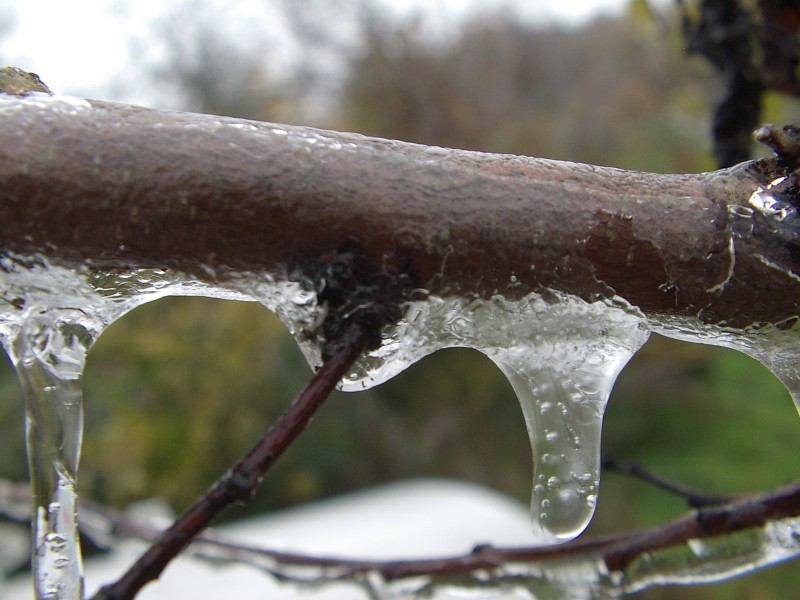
xmin=1 ymin=249 xmax=653 ymax=558
xmin=0 ymin=253 xmax=332 ymax=599
xmin=2 ymin=244 xmax=800 ymax=597
xmin=337 ymin=290 xmax=651 ymax=543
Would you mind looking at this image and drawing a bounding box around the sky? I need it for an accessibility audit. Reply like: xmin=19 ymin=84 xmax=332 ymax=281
xmin=0 ymin=0 xmax=630 ymax=109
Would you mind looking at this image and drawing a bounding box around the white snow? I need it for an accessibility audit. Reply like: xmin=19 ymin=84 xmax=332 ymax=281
xmin=3 ymin=479 xmax=535 ymax=599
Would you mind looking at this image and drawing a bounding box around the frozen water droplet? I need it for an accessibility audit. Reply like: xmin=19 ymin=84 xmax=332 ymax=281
xmin=291 ymin=289 xmax=315 ymax=306
xmin=45 ymin=533 xmax=68 ymax=551
xmin=423 ymin=145 xmax=451 ymax=157
xmin=482 ymin=295 xmax=647 ymax=543
xmin=687 ymin=538 xmax=707 ymax=557
xmin=335 ymin=290 xmax=648 ymax=543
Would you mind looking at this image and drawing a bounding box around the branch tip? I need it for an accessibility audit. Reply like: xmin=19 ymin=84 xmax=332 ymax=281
xmin=755 ymin=123 xmax=800 ymax=165
xmin=0 ymin=66 xmax=52 ymax=96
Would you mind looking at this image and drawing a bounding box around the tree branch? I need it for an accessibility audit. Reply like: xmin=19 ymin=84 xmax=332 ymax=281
xmin=2 ymin=94 xmax=800 ymax=330
xmin=6 ymin=476 xmax=795 ymax=595
xmin=602 ymin=456 xmax=736 ymax=508
xmin=91 ymin=322 xmax=371 ymax=600
xmin=3 ymin=89 xmax=800 ymax=597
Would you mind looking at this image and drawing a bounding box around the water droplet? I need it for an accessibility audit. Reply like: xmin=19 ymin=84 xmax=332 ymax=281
xmin=687 ymin=538 xmax=707 ymax=557
xmin=729 ymin=204 xmax=753 ymax=218
xmin=423 ymin=145 xmax=450 ymax=157
xmin=292 ymin=289 xmax=315 ymax=306
xmin=45 ymin=533 xmax=67 ymax=550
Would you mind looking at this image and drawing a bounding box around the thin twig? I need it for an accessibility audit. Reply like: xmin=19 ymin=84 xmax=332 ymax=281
xmin=602 ymin=456 xmax=736 ymax=508
xmin=81 ymin=477 xmax=800 ymax=586
xmin=6 ymin=475 xmax=800 ymax=591
xmin=91 ymin=323 xmax=371 ymax=600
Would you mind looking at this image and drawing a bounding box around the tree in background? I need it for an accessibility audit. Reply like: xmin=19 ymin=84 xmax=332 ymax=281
xmin=342 ymin=9 xmax=715 ymax=172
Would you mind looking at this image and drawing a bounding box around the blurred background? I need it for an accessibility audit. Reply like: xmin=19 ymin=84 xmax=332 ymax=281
xmin=2 ymin=1 xmax=800 ymax=598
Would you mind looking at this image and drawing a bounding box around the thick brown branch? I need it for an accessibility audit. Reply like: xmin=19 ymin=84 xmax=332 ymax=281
xmin=1 ymin=94 xmax=800 ymax=329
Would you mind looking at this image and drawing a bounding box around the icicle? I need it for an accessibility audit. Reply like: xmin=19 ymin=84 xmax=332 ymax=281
xmin=477 ymin=295 xmax=649 ymax=542
xmin=3 ymin=237 xmax=800 ymax=597
xmin=2 ymin=262 xmax=98 ymax=598
xmin=0 ymin=257 xmax=152 ymax=599
xmin=0 ymin=254 xmax=324 ymax=599
xmin=330 ymin=290 xmax=650 ymax=542
xmin=8 ymin=313 xmax=91 ymax=600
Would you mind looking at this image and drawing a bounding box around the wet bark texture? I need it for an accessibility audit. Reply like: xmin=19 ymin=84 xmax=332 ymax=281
xmin=1 ymin=94 xmax=800 ymax=330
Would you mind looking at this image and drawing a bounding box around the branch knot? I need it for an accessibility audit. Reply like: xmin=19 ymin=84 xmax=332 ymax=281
xmin=299 ymin=241 xmax=413 ymax=361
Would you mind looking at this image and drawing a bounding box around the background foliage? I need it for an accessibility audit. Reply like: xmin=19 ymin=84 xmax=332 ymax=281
xmin=1 ymin=2 xmax=800 ymax=598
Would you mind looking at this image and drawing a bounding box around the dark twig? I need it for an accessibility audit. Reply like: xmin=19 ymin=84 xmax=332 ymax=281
xmin=91 ymin=322 xmax=371 ymax=600
xmin=77 ymin=478 xmax=800 ymax=589
xmin=5 ymin=473 xmax=800 ymax=592
xmin=682 ymin=0 xmax=800 ymax=168
xmin=602 ymin=456 xmax=736 ymax=508
xmin=683 ymin=0 xmax=762 ymax=167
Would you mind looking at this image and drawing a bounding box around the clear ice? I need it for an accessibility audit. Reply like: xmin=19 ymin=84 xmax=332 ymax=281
xmin=0 ymin=254 xmax=321 ymax=599
xmin=2 ymin=203 xmax=800 ymax=598
xmin=335 ymin=291 xmax=650 ymax=542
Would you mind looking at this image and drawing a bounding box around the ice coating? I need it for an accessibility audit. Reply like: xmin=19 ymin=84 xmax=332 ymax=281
xmin=146 ymin=512 xmax=800 ymax=598
xmin=385 ymin=515 xmax=800 ymax=598
xmin=1 ymin=245 xmax=799 ymax=597
xmin=339 ymin=291 xmax=650 ymax=542
xmin=0 ymin=255 xmax=319 ymax=599
xmin=617 ymin=515 xmax=800 ymax=595
xmin=649 ymin=173 xmax=800 ymax=413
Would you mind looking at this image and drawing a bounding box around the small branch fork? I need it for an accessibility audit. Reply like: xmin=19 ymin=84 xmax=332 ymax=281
xmin=90 ymin=323 xmax=372 ymax=600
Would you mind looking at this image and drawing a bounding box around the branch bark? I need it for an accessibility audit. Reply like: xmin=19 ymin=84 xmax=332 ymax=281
xmin=3 ymin=92 xmax=800 ymax=593
xmin=2 ymin=94 xmax=800 ymax=330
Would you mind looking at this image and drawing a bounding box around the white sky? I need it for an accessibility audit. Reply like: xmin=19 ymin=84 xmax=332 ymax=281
xmin=0 ymin=0 xmax=629 ymax=108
